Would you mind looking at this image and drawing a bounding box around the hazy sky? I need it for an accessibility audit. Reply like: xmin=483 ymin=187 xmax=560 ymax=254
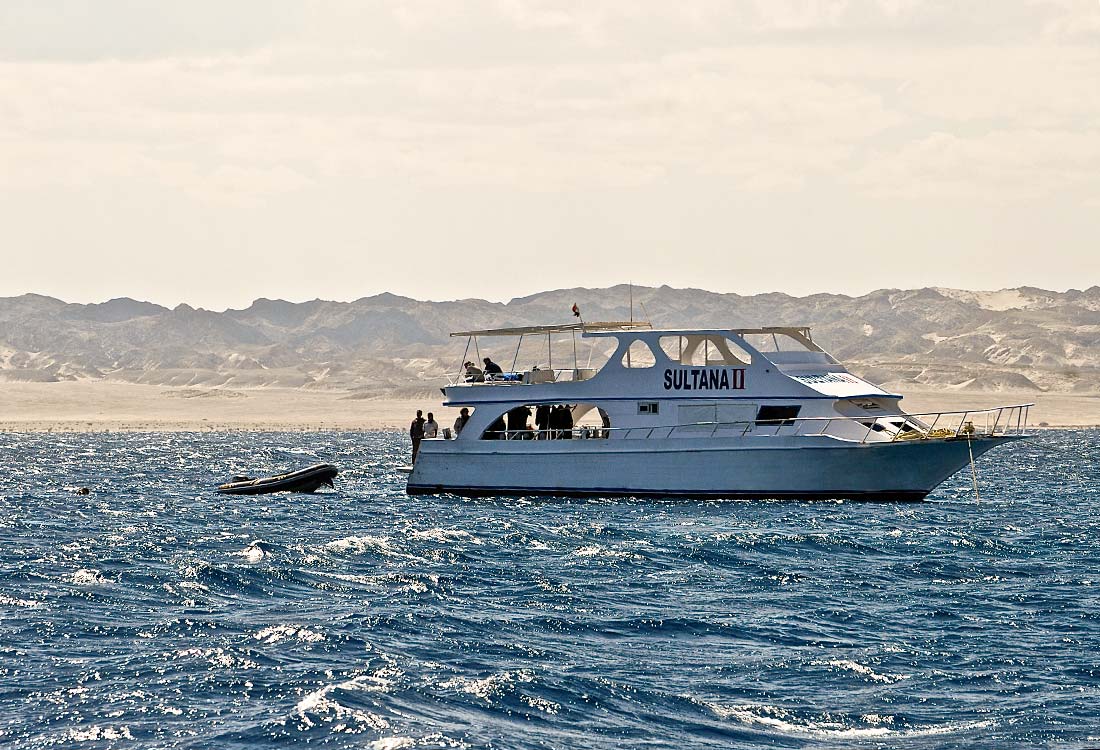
xmin=2 ymin=1 xmax=1098 ymax=310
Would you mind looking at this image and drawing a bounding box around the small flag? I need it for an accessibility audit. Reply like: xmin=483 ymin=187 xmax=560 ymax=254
xmin=571 ymin=303 xmax=580 ymax=318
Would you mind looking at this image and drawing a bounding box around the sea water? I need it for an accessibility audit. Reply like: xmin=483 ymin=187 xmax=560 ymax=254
xmin=0 ymin=429 xmax=1097 ymax=749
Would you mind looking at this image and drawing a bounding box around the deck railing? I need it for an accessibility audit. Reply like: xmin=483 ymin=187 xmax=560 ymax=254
xmin=479 ymin=404 xmax=1032 ymax=444
xmin=449 ymin=368 xmax=596 ymax=386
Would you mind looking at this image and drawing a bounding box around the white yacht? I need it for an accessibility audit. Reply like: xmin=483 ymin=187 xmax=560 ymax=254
xmin=407 ymin=322 xmax=1030 ymax=500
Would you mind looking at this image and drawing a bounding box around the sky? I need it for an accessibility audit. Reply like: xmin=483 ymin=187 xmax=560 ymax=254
xmin=1 ymin=0 xmax=1098 ymax=310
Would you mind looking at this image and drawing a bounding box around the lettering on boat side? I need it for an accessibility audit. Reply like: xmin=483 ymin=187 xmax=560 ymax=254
xmin=662 ymin=368 xmax=746 ymax=391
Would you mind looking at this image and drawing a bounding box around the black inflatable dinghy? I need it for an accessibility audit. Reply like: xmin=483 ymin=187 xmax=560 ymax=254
xmin=217 ymin=463 xmax=339 ymax=495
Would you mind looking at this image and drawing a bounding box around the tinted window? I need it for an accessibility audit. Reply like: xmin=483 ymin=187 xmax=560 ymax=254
xmin=756 ymin=405 xmax=801 ymax=426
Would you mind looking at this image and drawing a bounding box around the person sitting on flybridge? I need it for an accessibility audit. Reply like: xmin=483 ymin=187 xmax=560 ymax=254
xmin=482 ymin=357 xmax=503 ymax=377
xmin=463 ymin=361 xmax=484 ymax=382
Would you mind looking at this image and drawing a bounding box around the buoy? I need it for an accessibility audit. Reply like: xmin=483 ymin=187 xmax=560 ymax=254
xmin=241 ymin=541 xmax=267 ymax=563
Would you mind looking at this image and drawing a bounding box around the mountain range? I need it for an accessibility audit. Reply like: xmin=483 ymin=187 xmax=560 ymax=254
xmin=2 ymin=285 xmax=1098 ymax=398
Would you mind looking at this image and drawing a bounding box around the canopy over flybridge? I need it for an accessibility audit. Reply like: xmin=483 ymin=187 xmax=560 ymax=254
xmin=449 ymin=322 xmax=812 ymax=339
xmin=449 ymin=321 xmax=652 ymax=337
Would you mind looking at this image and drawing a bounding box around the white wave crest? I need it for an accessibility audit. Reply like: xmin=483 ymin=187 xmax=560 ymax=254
xmin=255 ymin=624 xmax=325 ymax=644
xmin=71 ymin=569 xmax=107 ymax=585
xmin=325 ymin=535 xmax=410 ymax=558
xmin=370 ymin=738 xmax=415 ymax=750
xmin=367 ymin=736 xmax=468 ymax=750
xmin=62 ymin=725 xmax=134 ymax=742
xmin=409 ymin=528 xmax=482 ymax=545
xmin=175 ymin=647 xmax=260 ymax=670
xmin=440 ymin=669 xmax=535 ymax=702
xmin=705 ymin=701 xmax=994 ymax=739
xmin=295 ymin=676 xmax=391 ymax=732
xmin=824 ymin=659 xmax=909 ymax=683
xmin=572 ymin=545 xmax=641 ymax=560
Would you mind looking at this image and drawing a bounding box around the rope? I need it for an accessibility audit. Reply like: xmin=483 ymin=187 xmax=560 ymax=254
xmin=966 ymin=432 xmax=980 ymax=502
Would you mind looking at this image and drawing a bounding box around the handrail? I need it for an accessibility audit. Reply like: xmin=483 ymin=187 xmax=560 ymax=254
xmin=448 ymin=368 xmax=597 ymax=387
xmin=472 ymin=405 xmax=1032 ymax=443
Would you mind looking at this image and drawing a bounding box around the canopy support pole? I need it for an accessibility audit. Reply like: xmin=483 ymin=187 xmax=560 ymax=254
xmin=512 ymin=335 xmax=523 ymax=373
xmin=457 ymin=336 xmax=471 ymax=381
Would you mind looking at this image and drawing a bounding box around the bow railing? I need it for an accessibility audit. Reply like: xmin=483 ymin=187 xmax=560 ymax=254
xmin=475 ymin=404 xmax=1032 ymax=443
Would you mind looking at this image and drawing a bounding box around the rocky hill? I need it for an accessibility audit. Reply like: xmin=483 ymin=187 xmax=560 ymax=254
xmin=2 ymin=285 xmax=1098 ymax=397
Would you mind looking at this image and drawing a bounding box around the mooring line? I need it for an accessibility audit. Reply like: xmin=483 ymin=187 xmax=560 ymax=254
xmin=967 ymin=432 xmax=980 ymax=502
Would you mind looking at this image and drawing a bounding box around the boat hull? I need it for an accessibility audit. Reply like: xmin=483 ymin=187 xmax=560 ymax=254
xmin=406 ymin=436 xmax=1018 ymax=500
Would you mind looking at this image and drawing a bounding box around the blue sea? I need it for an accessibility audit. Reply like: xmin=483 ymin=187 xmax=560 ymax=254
xmin=1 ymin=429 xmax=1097 ymax=749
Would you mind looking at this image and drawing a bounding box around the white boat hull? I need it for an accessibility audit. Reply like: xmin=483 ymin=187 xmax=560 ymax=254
xmin=406 ymin=436 xmax=1018 ymax=500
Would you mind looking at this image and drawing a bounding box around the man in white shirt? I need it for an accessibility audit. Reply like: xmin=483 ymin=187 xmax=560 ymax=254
xmin=423 ymin=412 xmax=439 ymax=439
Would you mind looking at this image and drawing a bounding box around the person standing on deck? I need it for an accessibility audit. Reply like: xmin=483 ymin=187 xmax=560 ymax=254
xmin=507 ymin=405 xmax=531 ymax=439
xmin=561 ymin=404 xmax=574 ymax=439
xmin=453 ymin=407 xmax=471 ymax=436
xmin=410 ymin=410 xmax=426 ymax=463
xmin=423 ymin=412 xmax=439 ymax=439
xmin=549 ymin=405 xmax=565 ymax=439
xmin=535 ymin=404 xmax=552 ymax=439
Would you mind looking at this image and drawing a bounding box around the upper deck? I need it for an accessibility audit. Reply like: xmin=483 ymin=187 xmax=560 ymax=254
xmin=445 ymin=322 xmax=894 ymax=403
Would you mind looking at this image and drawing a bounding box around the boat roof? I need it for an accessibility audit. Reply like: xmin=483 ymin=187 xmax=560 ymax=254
xmin=450 ymin=321 xmax=651 ymax=337
xmin=449 ymin=323 xmax=812 ymax=339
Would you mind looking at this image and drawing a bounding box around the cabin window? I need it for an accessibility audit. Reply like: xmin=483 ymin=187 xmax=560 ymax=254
xmin=637 ymin=402 xmax=660 ymax=415
xmin=756 ymin=405 xmax=801 ymax=426
xmin=858 ymin=418 xmax=915 ymax=435
xmin=621 ymin=340 xmax=657 ymax=368
xmin=659 ymin=335 xmax=751 ymax=366
xmin=741 ymin=331 xmax=814 ymax=353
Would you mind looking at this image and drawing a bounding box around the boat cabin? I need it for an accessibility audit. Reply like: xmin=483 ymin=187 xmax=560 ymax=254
xmin=439 ymin=322 xmax=912 ymax=443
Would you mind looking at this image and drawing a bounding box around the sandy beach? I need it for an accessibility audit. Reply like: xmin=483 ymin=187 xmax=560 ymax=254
xmin=0 ymin=381 xmax=1096 ymax=432
xmin=0 ymin=382 xmax=437 ymax=432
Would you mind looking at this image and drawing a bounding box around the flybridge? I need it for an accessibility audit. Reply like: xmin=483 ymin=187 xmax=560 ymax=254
xmin=445 ymin=323 xmax=831 ymax=389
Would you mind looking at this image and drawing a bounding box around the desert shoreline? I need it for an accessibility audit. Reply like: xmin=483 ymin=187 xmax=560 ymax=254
xmin=1 ymin=381 xmax=1098 ymax=432
xmin=0 ymin=382 xmax=432 ymax=432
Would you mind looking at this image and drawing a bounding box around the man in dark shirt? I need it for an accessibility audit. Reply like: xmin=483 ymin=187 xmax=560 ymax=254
xmin=535 ymin=404 xmax=551 ymax=439
xmin=409 ymin=410 xmax=426 ymax=463
xmin=482 ymin=357 xmax=504 ymax=376
xmin=507 ymin=405 xmax=531 ymax=438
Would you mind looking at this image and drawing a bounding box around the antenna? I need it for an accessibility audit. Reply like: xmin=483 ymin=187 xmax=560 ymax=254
xmin=629 ymin=281 xmax=633 ymax=323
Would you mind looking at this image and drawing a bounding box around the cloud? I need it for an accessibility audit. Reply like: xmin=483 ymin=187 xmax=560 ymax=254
xmin=851 ymin=129 xmax=1100 ymax=200
xmin=0 ymin=1 xmax=1098 ymax=205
